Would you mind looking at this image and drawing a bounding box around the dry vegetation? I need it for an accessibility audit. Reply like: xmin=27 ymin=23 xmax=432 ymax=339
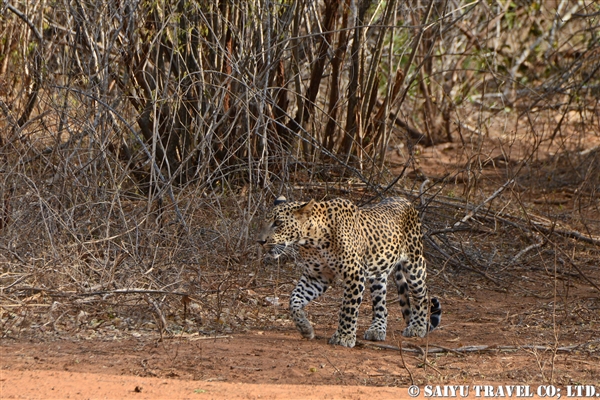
xmin=1 ymin=0 xmax=599 ymax=387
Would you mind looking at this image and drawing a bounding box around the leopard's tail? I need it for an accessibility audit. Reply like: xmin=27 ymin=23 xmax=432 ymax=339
xmin=428 ymin=297 xmax=442 ymax=331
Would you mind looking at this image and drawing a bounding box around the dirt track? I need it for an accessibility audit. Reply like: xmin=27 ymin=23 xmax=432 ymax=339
xmin=2 ymin=278 xmax=598 ymax=399
xmin=1 ymin=369 xmax=415 ymax=399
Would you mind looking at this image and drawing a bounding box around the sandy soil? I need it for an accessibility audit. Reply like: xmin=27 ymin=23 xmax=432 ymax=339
xmin=2 ymin=282 xmax=598 ymax=399
xmin=1 ymin=369 xmax=414 ymax=399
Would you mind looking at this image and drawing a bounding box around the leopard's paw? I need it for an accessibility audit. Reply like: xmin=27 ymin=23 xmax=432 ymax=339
xmin=328 ymin=331 xmax=356 ymax=348
xmin=402 ymin=324 xmax=427 ymax=338
xmin=296 ymin=319 xmax=315 ymax=340
xmin=291 ymin=309 xmax=315 ymax=340
xmin=364 ymin=327 xmax=386 ymax=341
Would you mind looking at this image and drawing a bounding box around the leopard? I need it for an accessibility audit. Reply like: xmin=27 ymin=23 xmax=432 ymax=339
xmin=257 ymin=196 xmax=442 ymax=348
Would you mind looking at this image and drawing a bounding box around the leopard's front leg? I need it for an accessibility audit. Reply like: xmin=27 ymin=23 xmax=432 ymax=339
xmin=329 ymin=267 xmax=366 ymax=348
xmin=289 ymin=274 xmax=329 ymax=340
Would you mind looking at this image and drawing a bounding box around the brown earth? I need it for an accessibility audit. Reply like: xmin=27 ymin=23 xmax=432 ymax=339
xmin=2 ymin=276 xmax=599 ymax=399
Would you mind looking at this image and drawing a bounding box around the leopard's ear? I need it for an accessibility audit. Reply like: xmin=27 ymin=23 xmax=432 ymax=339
xmin=274 ymin=196 xmax=287 ymax=205
xmin=294 ymin=199 xmax=315 ymax=223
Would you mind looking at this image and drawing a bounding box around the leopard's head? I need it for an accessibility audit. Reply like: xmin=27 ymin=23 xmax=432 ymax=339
xmin=257 ymin=196 xmax=315 ymax=259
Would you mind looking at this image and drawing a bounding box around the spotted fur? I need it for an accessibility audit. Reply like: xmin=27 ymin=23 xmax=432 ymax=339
xmin=257 ymin=197 xmax=441 ymax=348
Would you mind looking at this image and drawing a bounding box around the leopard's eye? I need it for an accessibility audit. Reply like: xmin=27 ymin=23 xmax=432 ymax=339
xmin=273 ymin=220 xmax=282 ymax=228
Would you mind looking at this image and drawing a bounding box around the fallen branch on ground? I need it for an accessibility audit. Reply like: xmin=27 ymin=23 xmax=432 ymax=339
xmin=358 ymin=340 xmax=600 ymax=355
xmin=454 ymin=179 xmax=515 ymax=227
xmin=8 ymin=287 xmax=190 ymax=297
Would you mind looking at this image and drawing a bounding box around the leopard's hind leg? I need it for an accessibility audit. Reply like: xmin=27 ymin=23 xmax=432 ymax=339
xmin=395 ymin=256 xmax=441 ymax=337
xmin=396 ymin=255 xmax=429 ymax=338
xmin=364 ymin=273 xmax=389 ymax=341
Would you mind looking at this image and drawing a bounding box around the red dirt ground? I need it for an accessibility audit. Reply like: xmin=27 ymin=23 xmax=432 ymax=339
xmin=2 ymin=280 xmax=599 ymax=399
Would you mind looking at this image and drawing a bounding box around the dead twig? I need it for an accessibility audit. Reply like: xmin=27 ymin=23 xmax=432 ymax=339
xmin=510 ymin=235 xmax=547 ymax=264
xmin=454 ymin=179 xmax=514 ymax=227
xmin=187 ymin=335 xmax=233 ymax=341
xmin=531 ymin=222 xmax=600 ymax=246
xmin=397 ymin=340 xmax=415 ymax=386
xmin=321 ymin=351 xmax=344 ymax=381
xmin=450 ymin=204 xmax=600 ymax=247
xmin=425 ymin=234 xmax=501 ymax=286
xmin=0 ymin=274 xmax=33 ymax=291
xmin=8 ymin=287 xmax=190 ymax=297
xmin=81 ymin=288 xmax=189 ymax=297
xmin=358 ymin=341 xmax=596 ymax=355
